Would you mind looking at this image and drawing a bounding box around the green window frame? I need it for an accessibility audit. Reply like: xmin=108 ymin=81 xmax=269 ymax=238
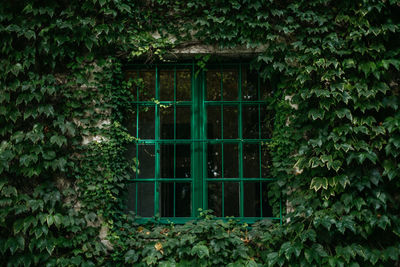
xmin=125 ymin=62 xmax=282 ymax=224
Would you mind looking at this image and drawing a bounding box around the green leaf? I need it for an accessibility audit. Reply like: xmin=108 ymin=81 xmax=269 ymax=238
xmin=191 ymin=244 xmax=209 ymax=259
xmin=50 ymin=135 xmax=67 ymax=147
xmin=335 ymin=108 xmax=352 ymax=120
xmin=125 ymin=250 xmax=138 ymax=263
xmin=308 ymin=109 xmax=325 ymax=120
xmin=310 ymin=177 xmax=328 ymax=191
xmin=267 ymin=252 xmax=279 ymax=266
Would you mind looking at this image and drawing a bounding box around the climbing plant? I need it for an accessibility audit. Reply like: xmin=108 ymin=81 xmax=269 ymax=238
xmin=1 ymin=0 xmax=400 ymax=266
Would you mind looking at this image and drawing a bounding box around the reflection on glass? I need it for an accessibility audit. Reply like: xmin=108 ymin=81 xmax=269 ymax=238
xmin=260 ymin=105 xmax=274 ymax=138
xmin=176 ymin=183 xmax=191 ymax=216
xmin=223 ymin=144 xmax=238 ymax=178
xmin=139 ymin=71 xmax=155 ymax=101
xmin=161 ymin=144 xmax=191 ymax=178
xmin=176 ymin=107 xmax=191 ymax=139
xmin=207 ymin=106 xmax=221 ymax=139
xmin=259 ymin=78 xmax=272 ymax=100
xmin=138 ymin=106 xmax=155 ymax=139
xmin=261 ymin=182 xmax=273 ymax=217
xmin=242 ymin=105 xmax=259 ymax=139
xmin=224 ymin=183 xmax=239 ymax=216
xmin=160 ymin=182 xmax=192 ymax=217
xmin=137 ymin=182 xmax=154 ymax=217
xmin=160 ymin=183 xmax=173 ymax=216
xmin=176 ymin=69 xmax=191 ymax=101
xmin=160 ymin=106 xmax=174 ymax=139
xmin=208 ymin=182 xmax=222 ymax=217
xmin=242 ymin=66 xmax=258 ymax=100
xmin=222 ymin=69 xmax=238 ymax=101
xmin=160 ymin=70 xmax=174 ymax=101
xmin=207 ymin=70 xmax=221 ymax=101
xmin=261 ymin=145 xmax=272 ymax=178
xmin=160 ymin=145 xmax=174 ymax=178
xmin=243 ymin=182 xmax=273 ymax=217
xmin=175 ymin=144 xmax=191 ymax=178
xmin=207 ymin=144 xmax=222 ymax=178
xmin=243 ymin=144 xmax=260 ymax=178
xmin=244 ymin=182 xmax=260 ymax=217
xmin=138 ymin=145 xmax=155 ymax=178
xmin=223 ymin=106 xmax=238 ymax=139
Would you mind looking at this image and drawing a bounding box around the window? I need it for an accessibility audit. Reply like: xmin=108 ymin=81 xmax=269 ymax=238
xmin=125 ymin=63 xmax=280 ymax=223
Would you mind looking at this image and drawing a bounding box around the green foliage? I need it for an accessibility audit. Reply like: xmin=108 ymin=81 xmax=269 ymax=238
xmin=1 ymin=0 xmax=400 ymax=266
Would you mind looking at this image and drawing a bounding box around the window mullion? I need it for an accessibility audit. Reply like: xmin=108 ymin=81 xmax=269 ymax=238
xmin=258 ymin=74 xmax=263 ymax=218
xmin=135 ymin=70 xmax=139 ymax=214
xmin=238 ymin=64 xmax=244 ymax=218
xmin=201 ymin=70 xmax=207 ymax=212
xmin=154 ymin=65 xmax=160 ymax=217
xmin=220 ymin=67 xmax=225 ymax=217
xmin=193 ymin=64 xmax=204 ymax=216
xmin=173 ymin=66 xmax=177 ymax=217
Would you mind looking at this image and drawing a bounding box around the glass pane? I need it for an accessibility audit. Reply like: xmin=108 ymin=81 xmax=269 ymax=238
xmin=243 ymin=144 xmax=260 ymax=178
xmin=223 ymin=144 xmax=238 ymax=178
xmin=206 ymin=70 xmax=221 ymax=101
xmin=160 ymin=145 xmax=174 ymax=178
xmin=242 ymin=105 xmax=259 ymax=139
xmin=160 ymin=183 xmax=174 ymax=217
xmin=260 ymin=105 xmax=274 ymax=139
xmin=242 ymin=66 xmax=258 ymax=101
xmin=259 ymin=78 xmax=272 ymax=101
xmin=175 ymin=183 xmax=191 ymax=217
xmin=160 ymin=70 xmax=174 ymax=101
xmin=139 ymin=70 xmax=155 ymax=101
xmin=160 ymin=106 xmax=174 ymax=139
xmin=207 ymin=144 xmax=222 ymax=178
xmin=138 ymin=106 xmax=155 ymax=139
xmin=222 ymin=69 xmax=238 ymax=101
xmin=223 ymin=106 xmax=238 ymax=139
xmin=176 ymin=69 xmax=191 ymax=101
xmin=138 ymin=145 xmax=155 ymax=178
xmin=176 ymin=144 xmax=191 ymax=178
xmin=137 ymin=182 xmax=154 ymax=217
xmin=244 ymin=182 xmax=260 ymax=217
xmin=207 ymin=106 xmax=221 ymax=139
xmin=125 ymin=183 xmax=136 ymax=212
xmin=176 ymin=106 xmax=191 ymax=139
xmin=262 ymin=182 xmax=273 ymax=217
xmin=208 ymin=182 xmax=222 ymax=217
xmin=261 ymin=145 xmax=272 ymax=178
xmin=224 ymin=183 xmax=239 ymax=217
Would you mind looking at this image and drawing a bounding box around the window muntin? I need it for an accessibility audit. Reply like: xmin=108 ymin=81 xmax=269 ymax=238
xmin=125 ymin=63 xmax=280 ymax=223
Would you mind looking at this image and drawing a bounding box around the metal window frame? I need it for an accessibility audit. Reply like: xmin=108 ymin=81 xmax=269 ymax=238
xmin=125 ymin=62 xmax=282 ymax=224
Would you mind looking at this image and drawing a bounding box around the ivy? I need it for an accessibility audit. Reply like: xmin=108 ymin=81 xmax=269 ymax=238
xmin=1 ymin=0 xmax=400 ymax=266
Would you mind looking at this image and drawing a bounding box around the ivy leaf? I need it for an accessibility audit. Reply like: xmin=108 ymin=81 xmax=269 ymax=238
xmin=24 ymin=30 xmax=36 ymax=40
xmin=42 ymin=151 xmax=56 ymax=160
xmin=50 ymin=135 xmax=67 ymax=147
xmin=267 ymin=252 xmax=279 ymax=266
xmin=308 ymin=109 xmax=325 ymax=120
xmin=191 ymin=244 xmax=209 ymax=258
xmin=310 ymin=177 xmax=328 ymax=191
xmin=125 ymin=250 xmax=139 ymax=263
xmin=335 ymin=108 xmax=352 ymax=120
